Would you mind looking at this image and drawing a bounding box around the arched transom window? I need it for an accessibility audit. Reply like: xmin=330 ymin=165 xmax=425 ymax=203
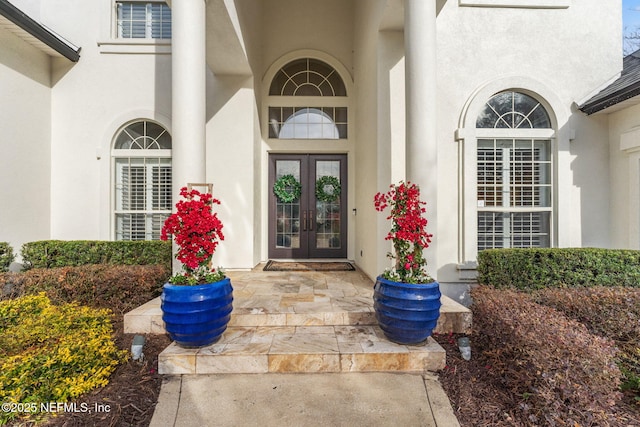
xmin=113 ymin=120 xmax=172 ymax=240
xmin=268 ymin=58 xmax=348 ymax=140
xmin=476 ymin=91 xmax=553 ymax=250
xmin=476 ymin=91 xmax=551 ymax=129
xmin=269 ymin=58 xmax=346 ymax=96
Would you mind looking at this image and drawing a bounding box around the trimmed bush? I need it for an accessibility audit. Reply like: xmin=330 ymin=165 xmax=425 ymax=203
xmin=0 ymin=264 xmax=169 ymax=314
xmin=21 ymin=240 xmax=171 ymax=270
xmin=0 ymin=242 xmax=14 ymax=272
xmin=534 ymin=286 xmax=640 ymax=399
xmin=471 ymin=285 xmax=622 ymax=425
xmin=477 ymin=248 xmax=640 ymax=290
xmin=0 ymin=294 xmax=127 ymax=424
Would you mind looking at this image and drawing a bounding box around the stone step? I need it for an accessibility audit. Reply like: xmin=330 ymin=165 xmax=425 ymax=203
xmin=127 ymin=269 xmax=468 ymax=376
xmin=158 ymin=325 xmax=445 ymax=375
xmin=124 ymin=294 xmax=471 ymax=335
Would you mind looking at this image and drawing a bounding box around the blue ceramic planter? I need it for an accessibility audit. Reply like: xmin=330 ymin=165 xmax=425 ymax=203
xmin=161 ymin=277 xmax=234 ymax=348
xmin=373 ymin=276 xmax=441 ymax=345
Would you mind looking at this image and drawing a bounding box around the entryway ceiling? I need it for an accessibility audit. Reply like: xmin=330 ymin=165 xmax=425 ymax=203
xmin=205 ymin=0 xmax=252 ymax=75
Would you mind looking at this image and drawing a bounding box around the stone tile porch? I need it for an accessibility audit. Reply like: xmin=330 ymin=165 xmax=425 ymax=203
xmin=124 ymin=264 xmax=472 ymax=375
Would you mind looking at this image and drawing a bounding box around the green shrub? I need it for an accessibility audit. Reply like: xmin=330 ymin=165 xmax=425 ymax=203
xmin=0 ymin=264 xmax=169 ymax=314
xmin=0 ymin=294 xmax=127 ymax=424
xmin=477 ymin=248 xmax=640 ymax=290
xmin=533 ymin=286 xmax=640 ymax=400
xmin=21 ymin=240 xmax=171 ymax=270
xmin=0 ymin=242 xmax=14 ymax=272
xmin=471 ymin=285 xmax=622 ymax=425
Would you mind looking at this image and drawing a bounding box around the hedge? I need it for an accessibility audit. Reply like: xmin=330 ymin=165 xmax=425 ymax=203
xmin=0 ymin=242 xmax=14 ymax=272
xmin=0 ymin=264 xmax=170 ymax=314
xmin=477 ymin=248 xmax=640 ymax=290
xmin=21 ymin=240 xmax=171 ymax=271
xmin=471 ymin=285 xmax=622 ymax=425
xmin=533 ymin=286 xmax=640 ymax=398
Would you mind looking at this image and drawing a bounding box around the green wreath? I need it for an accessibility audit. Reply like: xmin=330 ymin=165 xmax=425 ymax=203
xmin=315 ymin=175 xmax=341 ymax=202
xmin=273 ymin=174 xmax=302 ymax=203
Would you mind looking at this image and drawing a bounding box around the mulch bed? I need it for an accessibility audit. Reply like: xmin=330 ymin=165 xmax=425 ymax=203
xmin=40 ymin=320 xmax=170 ymax=427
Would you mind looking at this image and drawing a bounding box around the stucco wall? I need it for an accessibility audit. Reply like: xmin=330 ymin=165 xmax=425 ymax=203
xmin=569 ymin=111 xmax=611 ymax=247
xmin=261 ymin=0 xmax=355 ymax=78
xmin=0 ymin=28 xmax=52 ymax=257
xmin=434 ymin=0 xmax=620 ymax=285
xmin=206 ymin=74 xmax=259 ymax=268
xmin=3 ymin=0 xmax=623 ymax=276
xmin=607 ymin=103 xmax=640 ymax=249
xmin=37 ymin=0 xmax=173 ymax=241
xmin=353 ymin=0 xmax=386 ymax=281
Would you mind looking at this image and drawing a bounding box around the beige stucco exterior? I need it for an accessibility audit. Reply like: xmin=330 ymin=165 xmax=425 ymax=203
xmin=0 ymin=0 xmax=629 ymax=300
xmin=606 ymin=104 xmax=640 ymax=250
xmin=0 ymin=20 xmax=52 ymax=253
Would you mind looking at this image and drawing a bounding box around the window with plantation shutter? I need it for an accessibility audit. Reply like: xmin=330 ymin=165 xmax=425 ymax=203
xmin=116 ymin=1 xmax=171 ymax=39
xmin=152 ymin=165 xmax=172 ymax=211
xmin=113 ymin=120 xmax=172 ymax=241
xmin=476 ymin=91 xmax=553 ymax=250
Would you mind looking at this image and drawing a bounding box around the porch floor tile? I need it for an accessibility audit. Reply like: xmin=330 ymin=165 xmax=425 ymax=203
xmin=158 ymin=326 xmax=445 ymax=375
xmin=124 ymin=264 xmax=469 ymax=375
xmin=125 ymin=264 xmax=471 ymax=333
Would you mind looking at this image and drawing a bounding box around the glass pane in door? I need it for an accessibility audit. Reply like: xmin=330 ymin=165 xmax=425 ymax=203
xmin=275 ymin=160 xmax=301 ymax=249
xmin=315 ymin=160 xmax=341 ymax=249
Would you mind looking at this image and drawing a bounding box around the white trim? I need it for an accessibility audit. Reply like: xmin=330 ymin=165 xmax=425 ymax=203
xmin=620 ymin=126 xmax=640 ymax=153
xmin=475 ymin=128 xmax=555 ymax=139
xmin=98 ymin=39 xmax=171 ymax=54
xmin=477 ymin=207 xmax=553 ymax=213
xmin=459 ymin=0 xmax=570 ymax=8
xmin=112 ymin=148 xmax=172 ymax=157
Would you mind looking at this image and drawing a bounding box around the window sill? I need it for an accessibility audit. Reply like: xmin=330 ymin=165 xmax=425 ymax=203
xmin=457 ymin=262 xmax=478 ymax=282
xmin=459 ymin=0 xmax=570 ymax=8
xmin=98 ymin=39 xmax=171 ymax=55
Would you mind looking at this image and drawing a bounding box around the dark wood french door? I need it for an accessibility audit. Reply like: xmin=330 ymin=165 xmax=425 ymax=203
xmin=268 ymin=154 xmax=347 ymax=259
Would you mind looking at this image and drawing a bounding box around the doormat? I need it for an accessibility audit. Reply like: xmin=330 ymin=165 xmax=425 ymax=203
xmin=263 ymin=260 xmax=355 ymax=272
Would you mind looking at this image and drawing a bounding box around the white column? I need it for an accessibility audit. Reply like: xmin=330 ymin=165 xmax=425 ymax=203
xmin=404 ymin=0 xmax=438 ymax=267
xmin=172 ymin=0 xmax=207 ymax=194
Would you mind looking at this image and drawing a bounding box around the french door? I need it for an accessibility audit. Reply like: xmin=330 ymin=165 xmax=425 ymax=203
xmin=268 ymin=154 xmax=347 ymax=259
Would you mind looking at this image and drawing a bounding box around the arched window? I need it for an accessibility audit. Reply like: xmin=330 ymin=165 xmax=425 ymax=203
xmin=268 ymin=58 xmax=348 ymax=139
xmin=476 ymin=91 xmax=551 ymax=129
xmin=476 ymin=91 xmax=553 ymax=250
xmin=112 ymin=120 xmax=172 ymax=240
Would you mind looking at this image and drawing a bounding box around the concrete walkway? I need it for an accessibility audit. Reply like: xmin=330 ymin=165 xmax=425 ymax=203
xmin=127 ymin=265 xmax=465 ymax=426
xmin=150 ymin=372 xmax=460 ymax=427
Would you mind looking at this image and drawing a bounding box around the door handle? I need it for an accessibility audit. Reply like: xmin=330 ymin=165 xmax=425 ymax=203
xmin=302 ymin=210 xmax=307 ymax=231
xmin=309 ymin=210 xmax=314 ymax=230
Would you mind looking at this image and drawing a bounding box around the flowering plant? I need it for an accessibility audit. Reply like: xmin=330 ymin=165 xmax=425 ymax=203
xmin=161 ymin=187 xmax=225 ymax=285
xmin=374 ymin=181 xmax=434 ymax=284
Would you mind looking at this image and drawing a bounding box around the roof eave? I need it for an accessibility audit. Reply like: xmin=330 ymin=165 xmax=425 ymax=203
xmin=579 ymin=81 xmax=640 ymax=115
xmin=0 ymin=0 xmax=80 ymax=62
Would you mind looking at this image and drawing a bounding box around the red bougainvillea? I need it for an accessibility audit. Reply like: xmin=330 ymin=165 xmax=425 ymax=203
xmin=374 ymin=181 xmax=433 ymax=284
xmin=161 ymin=187 xmax=224 ymax=284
